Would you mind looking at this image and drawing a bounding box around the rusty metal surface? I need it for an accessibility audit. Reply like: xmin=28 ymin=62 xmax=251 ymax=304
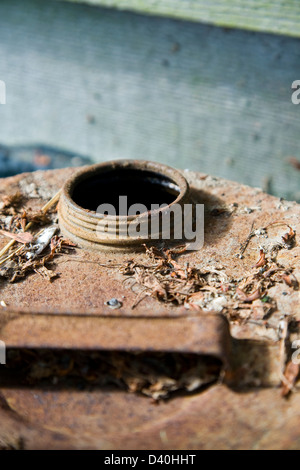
xmin=1 ymin=385 xmax=300 ymax=450
xmin=0 ymin=167 xmax=299 ymax=449
xmin=0 ymin=314 xmax=230 ymax=367
xmin=0 ymin=167 xmax=298 ymax=321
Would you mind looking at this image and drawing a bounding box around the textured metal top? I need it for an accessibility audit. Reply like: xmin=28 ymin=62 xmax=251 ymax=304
xmin=0 ymin=167 xmax=299 ymax=449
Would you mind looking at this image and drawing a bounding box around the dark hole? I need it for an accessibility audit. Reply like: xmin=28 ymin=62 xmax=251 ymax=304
xmin=1 ymin=349 xmax=222 ymax=399
xmin=71 ymin=169 xmax=180 ymax=214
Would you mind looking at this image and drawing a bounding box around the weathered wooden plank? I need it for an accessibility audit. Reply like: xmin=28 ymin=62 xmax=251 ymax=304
xmin=61 ymin=0 xmax=300 ymax=38
xmin=0 ymin=0 xmax=299 ymax=201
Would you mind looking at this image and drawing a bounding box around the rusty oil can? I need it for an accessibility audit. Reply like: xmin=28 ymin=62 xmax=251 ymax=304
xmin=0 ymin=160 xmax=299 ymax=450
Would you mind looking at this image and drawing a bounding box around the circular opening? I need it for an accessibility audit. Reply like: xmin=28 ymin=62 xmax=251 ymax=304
xmin=59 ymin=160 xmax=190 ymax=251
xmin=71 ymin=168 xmax=181 ymax=215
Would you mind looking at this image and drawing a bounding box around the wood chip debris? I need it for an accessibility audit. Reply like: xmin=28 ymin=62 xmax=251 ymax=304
xmin=0 ymin=191 xmax=24 ymax=214
xmin=0 ymin=191 xmax=76 ymax=283
xmin=114 ymin=234 xmax=298 ymax=321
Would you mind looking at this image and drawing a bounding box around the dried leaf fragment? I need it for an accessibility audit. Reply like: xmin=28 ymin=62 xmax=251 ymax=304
xmin=281 ymin=361 xmax=300 ymax=397
xmin=34 ymin=265 xmax=58 ymax=282
xmin=140 ymin=273 xmax=167 ymax=299
xmin=282 ymin=226 xmax=295 ymax=245
xmin=236 ymin=287 xmax=261 ymax=302
xmin=282 ymin=273 xmax=299 ymax=289
xmin=253 ymin=249 xmax=266 ymax=268
xmin=0 ymin=192 xmax=24 ymax=211
xmin=26 ymin=210 xmax=52 ymax=226
xmin=0 ymin=229 xmax=33 ymax=244
xmin=60 ymin=238 xmax=77 ymax=247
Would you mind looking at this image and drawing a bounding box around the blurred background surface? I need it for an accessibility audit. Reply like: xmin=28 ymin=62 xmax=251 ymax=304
xmin=0 ymin=0 xmax=299 ymax=200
